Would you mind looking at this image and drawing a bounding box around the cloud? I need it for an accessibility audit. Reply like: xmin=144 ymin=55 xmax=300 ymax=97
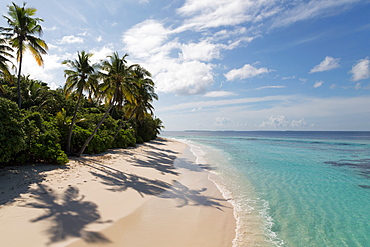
xmin=20 ymin=51 xmax=67 ymax=88
xmin=214 ymin=117 xmax=231 ymax=127
xmin=224 ymin=64 xmax=271 ymax=81
xmin=255 ymin=85 xmax=286 ymax=90
xmin=350 ymin=58 xmax=370 ymax=81
xmin=155 ymin=60 xmax=214 ymax=95
xmin=176 ymin=0 xmax=255 ymax=31
xmin=180 ymin=39 xmax=221 ymax=62
xmin=282 ymin=76 xmax=296 ymax=80
xmin=313 ymin=81 xmax=324 ymax=88
xmin=272 ymin=0 xmax=360 ymax=28
xmin=260 ymin=115 xmax=306 ymax=128
xmin=310 ymin=56 xmax=340 ymax=73
xmin=204 ymin=91 xmax=236 ymax=97
xmin=59 ymin=35 xmax=84 ymax=44
xmin=122 ymin=20 xmax=172 ymax=59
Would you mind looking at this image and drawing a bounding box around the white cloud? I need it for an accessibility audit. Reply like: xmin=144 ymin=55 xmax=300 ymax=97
xmin=59 ymin=35 xmax=84 ymax=44
xmin=204 ymin=91 xmax=236 ymax=97
xmin=224 ymin=64 xmax=271 ymax=81
xmin=177 ymin=0 xmax=252 ymax=30
xmin=272 ymin=0 xmax=360 ymax=28
xmin=350 ymin=58 xmax=370 ymax=81
xmin=260 ymin=115 xmax=306 ymax=128
xmin=122 ymin=20 xmax=172 ymax=59
xmin=282 ymin=76 xmax=296 ymax=80
xmin=122 ymin=20 xmax=216 ymax=95
xmin=314 ymin=81 xmax=324 ymax=88
xmin=181 ymin=40 xmax=221 ymax=62
xmin=89 ymin=45 xmax=114 ymax=64
xmin=214 ymin=117 xmax=231 ymax=127
xmin=255 ymin=85 xmax=286 ymax=90
xmin=96 ymin=36 xmax=103 ymax=42
xmin=310 ymin=56 xmax=340 ymax=73
xmin=20 ymin=51 xmax=67 ymax=88
xmin=155 ymin=60 xmax=214 ymax=95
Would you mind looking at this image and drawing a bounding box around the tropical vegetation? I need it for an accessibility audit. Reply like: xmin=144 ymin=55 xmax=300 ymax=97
xmin=0 ymin=2 xmax=164 ymax=165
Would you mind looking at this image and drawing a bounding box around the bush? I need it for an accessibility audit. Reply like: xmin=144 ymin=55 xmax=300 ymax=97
xmin=113 ymin=128 xmax=136 ymax=148
xmin=23 ymin=112 xmax=68 ymax=165
xmin=86 ymin=130 xmax=114 ymax=154
xmin=0 ymin=98 xmax=26 ymax=163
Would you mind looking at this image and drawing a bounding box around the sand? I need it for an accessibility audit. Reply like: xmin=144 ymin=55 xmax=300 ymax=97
xmin=0 ymin=138 xmax=236 ymax=247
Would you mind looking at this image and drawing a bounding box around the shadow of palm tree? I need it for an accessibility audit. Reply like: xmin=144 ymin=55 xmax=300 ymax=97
xmin=130 ymin=150 xmax=179 ymax=176
xmin=23 ymin=184 xmax=111 ymax=245
xmin=159 ymin=181 xmax=228 ymax=210
xmin=90 ymin=169 xmax=171 ymax=197
xmin=174 ymin=157 xmax=215 ymax=172
xmin=0 ymin=164 xmax=69 ymax=206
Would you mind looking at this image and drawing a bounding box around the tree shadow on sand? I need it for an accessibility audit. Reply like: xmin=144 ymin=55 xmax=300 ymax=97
xmin=129 ymin=149 xmax=180 ymax=176
xmin=159 ymin=181 xmax=228 ymax=210
xmin=0 ymin=164 xmax=69 ymax=206
xmin=23 ymin=184 xmax=111 ymax=245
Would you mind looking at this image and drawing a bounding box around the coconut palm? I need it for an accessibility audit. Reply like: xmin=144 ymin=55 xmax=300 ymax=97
xmin=2 ymin=2 xmax=48 ymax=108
xmin=113 ymin=65 xmax=157 ymax=140
xmin=78 ymin=52 xmax=135 ymax=156
xmin=63 ymin=51 xmax=98 ymax=154
xmin=0 ymin=37 xmax=13 ymax=77
xmin=129 ymin=65 xmax=157 ymax=121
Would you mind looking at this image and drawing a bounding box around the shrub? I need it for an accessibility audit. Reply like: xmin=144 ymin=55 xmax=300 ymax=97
xmin=113 ymin=128 xmax=136 ymax=148
xmin=86 ymin=130 xmax=114 ymax=154
xmin=0 ymin=98 xmax=26 ymax=163
xmin=23 ymin=112 xmax=68 ymax=165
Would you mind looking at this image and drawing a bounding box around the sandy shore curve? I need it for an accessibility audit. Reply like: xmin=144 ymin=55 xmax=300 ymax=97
xmin=0 ymin=138 xmax=235 ymax=247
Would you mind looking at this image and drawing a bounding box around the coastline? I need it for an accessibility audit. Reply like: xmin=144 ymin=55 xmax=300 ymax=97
xmin=0 ymin=138 xmax=236 ymax=247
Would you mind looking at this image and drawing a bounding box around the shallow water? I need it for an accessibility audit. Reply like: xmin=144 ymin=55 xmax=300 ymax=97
xmin=162 ymin=131 xmax=370 ymax=247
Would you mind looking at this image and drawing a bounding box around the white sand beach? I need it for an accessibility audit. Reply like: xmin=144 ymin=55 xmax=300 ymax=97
xmin=0 ymin=138 xmax=235 ymax=247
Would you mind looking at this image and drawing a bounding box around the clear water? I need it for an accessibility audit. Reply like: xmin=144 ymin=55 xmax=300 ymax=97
xmin=162 ymin=131 xmax=370 ymax=247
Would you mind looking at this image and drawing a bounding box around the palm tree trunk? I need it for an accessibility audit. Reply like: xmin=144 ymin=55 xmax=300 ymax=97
xmin=66 ymin=93 xmax=82 ymax=154
xmin=77 ymin=101 xmax=114 ymax=156
xmin=17 ymin=43 xmax=23 ymax=109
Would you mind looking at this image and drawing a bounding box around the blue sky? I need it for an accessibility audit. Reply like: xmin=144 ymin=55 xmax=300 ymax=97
xmin=1 ymin=0 xmax=370 ymax=131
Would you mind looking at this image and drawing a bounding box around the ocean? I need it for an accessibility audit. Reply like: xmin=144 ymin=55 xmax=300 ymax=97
xmin=161 ymin=131 xmax=370 ymax=247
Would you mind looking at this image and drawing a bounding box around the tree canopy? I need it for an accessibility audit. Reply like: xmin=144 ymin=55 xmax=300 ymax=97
xmin=0 ymin=2 xmax=164 ymax=165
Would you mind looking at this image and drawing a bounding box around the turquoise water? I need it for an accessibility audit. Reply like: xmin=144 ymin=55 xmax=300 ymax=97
xmin=162 ymin=131 xmax=370 ymax=247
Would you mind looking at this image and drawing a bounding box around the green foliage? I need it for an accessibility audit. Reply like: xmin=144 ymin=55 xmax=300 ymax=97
xmin=113 ymin=128 xmax=136 ymax=148
xmin=87 ymin=130 xmax=114 ymax=154
xmin=23 ymin=111 xmax=68 ymax=165
xmin=0 ymin=97 xmax=25 ymax=163
xmin=135 ymin=116 xmax=164 ymax=143
xmin=0 ymin=24 xmax=163 ymax=163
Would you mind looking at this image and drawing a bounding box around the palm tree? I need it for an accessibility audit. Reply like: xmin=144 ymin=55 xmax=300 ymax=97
xmin=0 ymin=37 xmax=13 ymax=77
xmin=129 ymin=65 xmax=157 ymax=121
xmin=2 ymin=2 xmax=48 ymax=108
xmin=78 ymin=52 xmax=135 ymax=156
xmin=113 ymin=65 xmax=157 ymax=140
xmin=63 ymin=51 xmax=98 ymax=154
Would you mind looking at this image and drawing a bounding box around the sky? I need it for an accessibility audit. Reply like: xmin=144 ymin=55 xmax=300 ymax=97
xmin=1 ymin=0 xmax=370 ymax=131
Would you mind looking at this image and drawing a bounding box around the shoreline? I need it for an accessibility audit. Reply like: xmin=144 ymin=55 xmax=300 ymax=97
xmin=0 ymin=138 xmax=236 ymax=247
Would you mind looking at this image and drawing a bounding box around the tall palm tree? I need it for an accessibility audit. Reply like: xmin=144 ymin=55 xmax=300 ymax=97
xmin=2 ymin=2 xmax=48 ymax=108
xmin=78 ymin=52 xmax=135 ymax=156
xmin=63 ymin=51 xmax=98 ymax=154
xmin=0 ymin=37 xmax=13 ymax=77
xmin=114 ymin=65 xmax=157 ymax=140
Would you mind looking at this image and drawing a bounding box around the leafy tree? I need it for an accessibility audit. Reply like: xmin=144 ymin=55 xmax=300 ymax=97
xmin=2 ymin=2 xmax=48 ymax=108
xmin=77 ymin=52 xmax=135 ymax=156
xmin=0 ymin=97 xmax=25 ymax=162
xmin=63 ymin=51 xmax=98 ymax=154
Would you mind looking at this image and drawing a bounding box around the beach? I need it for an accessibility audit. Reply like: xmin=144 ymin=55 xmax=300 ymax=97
xmin=0 ymin=138 xmax=236 ymax=247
